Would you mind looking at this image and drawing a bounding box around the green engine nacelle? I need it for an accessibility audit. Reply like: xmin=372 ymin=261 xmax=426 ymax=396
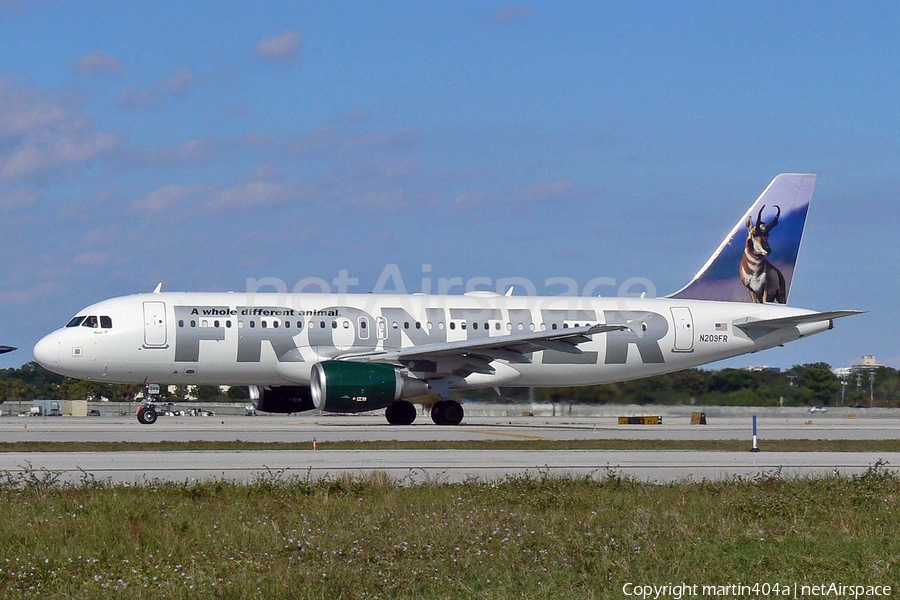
xmin=310 ymin=361 xmax=428 ymax=413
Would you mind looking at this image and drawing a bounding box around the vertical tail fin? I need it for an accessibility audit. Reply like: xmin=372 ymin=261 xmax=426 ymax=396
xmin=668 ymin=173 xmax=816 ymax=304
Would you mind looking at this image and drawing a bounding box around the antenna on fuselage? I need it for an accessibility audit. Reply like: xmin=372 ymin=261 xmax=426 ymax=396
xmin=152 ymin=282 xmax=163 ymax=294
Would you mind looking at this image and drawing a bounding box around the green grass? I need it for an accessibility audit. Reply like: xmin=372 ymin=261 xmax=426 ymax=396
xmin=0 ymin=467 xmax=898 ymax=599
xmin=3 ymin=438 xmax=900 ymax=452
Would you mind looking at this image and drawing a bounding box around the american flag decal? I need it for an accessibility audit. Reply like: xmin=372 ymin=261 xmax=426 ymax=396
xmin=715 ymin=323 xmax=728 ymax=331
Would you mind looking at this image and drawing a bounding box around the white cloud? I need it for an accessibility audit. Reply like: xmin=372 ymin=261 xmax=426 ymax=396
xmin=137 ymin=138 xmax=217 ymax=165
xmin=1 ymin=131 xmax=119 ymax=180
xmin=0 ymin=77 xmax=118 ymax=181
xmin=206 ymin=181 xmax=296 ymax=210
xmin=73 ymin=251 xmax=109 ymax=266
xmin=72 ymin=52 xmax=124 ymax=76
xmin=0 ymin=187 xmax=39 ymax=210
xmin=492 ymin=5 xmax=531 ymax=25
xmin=256 ymin=31 xmax=302 ymax=60
xmin=118 ymin=68 xmax=200 ymax=109
xmin=518 ymin=180 xmax=572 ymax=202
xmin=132 ymin=184 xmax=204 ymax=212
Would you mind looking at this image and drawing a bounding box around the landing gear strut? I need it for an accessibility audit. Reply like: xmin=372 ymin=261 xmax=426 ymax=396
xmin=430 ymin=400 xmax=464 ymax=426
xmin=385 ymin=400 xmax=417 ymax=425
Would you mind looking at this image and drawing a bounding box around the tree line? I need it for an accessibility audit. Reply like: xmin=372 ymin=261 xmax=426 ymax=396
xmin=1 ymin=361 xmax=898 ymax=407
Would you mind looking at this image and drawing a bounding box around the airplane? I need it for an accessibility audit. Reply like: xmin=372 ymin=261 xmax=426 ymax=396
xmin=33 ymin=173 xmax=861 ymax=425
xmin=0 ymin=345 xmax=15 ymax=354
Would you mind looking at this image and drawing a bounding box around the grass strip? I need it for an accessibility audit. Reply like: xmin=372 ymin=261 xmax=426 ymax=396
xmin=0 ymin=468 xmax=897 ymax=599
xmin=3 ymin=438 xmax=900 ymax=452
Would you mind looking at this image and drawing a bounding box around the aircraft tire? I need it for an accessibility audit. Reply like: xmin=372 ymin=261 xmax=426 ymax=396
xmin=137 ymin=406 xmax=158 ymax=425
xmin=439 ymin=400 xmax=464 ymax=426
xmin=385 ymin=401 xmax=416 ymax=425
xmin=430 ymin=400 xmax=446 ymax=424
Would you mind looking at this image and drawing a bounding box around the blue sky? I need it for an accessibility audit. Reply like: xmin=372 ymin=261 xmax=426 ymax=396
xmin=1 ymin=1 xmax=898 ymax=370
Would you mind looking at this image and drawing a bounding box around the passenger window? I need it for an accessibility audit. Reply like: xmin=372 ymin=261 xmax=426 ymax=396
xmin=404 ymin=322 xmax=410 ymax=329
xmin=472 ymin=323 xmax=478 ymax=330
xmin=495 ymin=323 xmax=500 ymax=331
xmin=250 ymin=321 xmax=255 ymax=328
xmin=100 ymin=316 xmax=113 ymax=329
xmin=226 ymin=320 xmax=232 ymax=328
xmin=332 ymin=321 xmax=337 ymax=329
xmin=261 ymin=321 xmax=267 ymax=329
xmin=360 ymin=321 xmax=367 ymax=329
xmin=273 ymin=320 xmax=279 ymax=328
xmin=450 ymin=322 xmax=456 ymax=330
xmin=343 ymin=321 xmax=350 ymax=329
xmin=178 ymin=320 xmax=185 ymax=328
xmin=214 ymin=320 xmax=220 ymax=328
xmin=191 ymin=320 xmax=197 ymax=328
xmin=552 ymin=323 xmax=558 ymax=330
xmin=461 ymin=322 xmax=467 ymax=330
xmin=297 ymin=321 xmax=303 ymax=330
xmin=284 ymin=321 xmax=290 ymax=329
xmin=416 ymin=322 xmax=421 ymax=330
xmin=82 ymin=316 xmax=99 ymax=328
xmin=320 ymin=321 xmax=326 ymax=329
xmin=66 ymin=316 xmax=86 ymax=328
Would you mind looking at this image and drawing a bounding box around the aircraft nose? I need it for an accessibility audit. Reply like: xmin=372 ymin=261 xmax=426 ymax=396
xmin=33 ymin=334 xmax=59 ymax=369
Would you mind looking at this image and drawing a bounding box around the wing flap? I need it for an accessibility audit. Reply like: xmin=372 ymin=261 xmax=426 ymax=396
xmin=334 ymin=323 xmax=627 ymax=365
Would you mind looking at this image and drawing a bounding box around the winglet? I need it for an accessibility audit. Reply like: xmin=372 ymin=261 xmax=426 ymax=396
xmin=152 ymin=282 xmax=163 ymax=294
xmin=505 ymin=286 xmax=514 ymax=297
xmin=669 ymin=174 xmax=816 ymax=304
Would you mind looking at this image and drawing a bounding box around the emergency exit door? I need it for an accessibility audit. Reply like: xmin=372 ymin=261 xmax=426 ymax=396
xmin=143 ymin=301 xmax=168 ymax=347
xmin=670 ymin=307 xmax=694 ymax=353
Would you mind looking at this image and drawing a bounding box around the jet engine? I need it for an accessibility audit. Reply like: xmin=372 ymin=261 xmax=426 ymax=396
xmin=310 ymin=361 xmax=428 ymax=413
xmin=248 ymin=385 xmax=316 ymax=413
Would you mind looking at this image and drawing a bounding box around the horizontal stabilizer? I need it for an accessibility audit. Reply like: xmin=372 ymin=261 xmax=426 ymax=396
xmin=733 ymin=310 xmax=864 ymax=332
xmin=0 ymin=345 xmax=16 ymax=355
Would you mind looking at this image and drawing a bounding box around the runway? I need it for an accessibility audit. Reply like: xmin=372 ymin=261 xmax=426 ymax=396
xmin=3 ymin=413 xmax=900 ymax=443
xmin=2 ymin=414 xmax=899 ymax=484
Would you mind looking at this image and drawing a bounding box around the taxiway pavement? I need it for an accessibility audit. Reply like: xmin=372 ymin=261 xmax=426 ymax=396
xmin=2 ymin=415 xmax=898 ymax=484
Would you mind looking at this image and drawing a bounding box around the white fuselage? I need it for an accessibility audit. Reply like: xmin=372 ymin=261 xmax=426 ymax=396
xmin=33 ymin=291 xmax=829 ymax=390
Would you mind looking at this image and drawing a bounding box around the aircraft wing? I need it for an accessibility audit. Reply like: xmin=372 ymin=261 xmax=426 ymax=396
xmin=0 ymin=345 xmax=16 ymax=355
xmin=733 ymin=310 xmax=864 ymax=332
xmin=334 ymin=323 xmax=628 ymax=372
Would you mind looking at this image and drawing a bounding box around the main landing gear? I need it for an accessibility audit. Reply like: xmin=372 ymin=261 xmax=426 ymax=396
xmin=383 ymin=399 xmax=465 ymax=425
xmin=384 ymin=400 xmax=417 ymax=425
xmin=430 ymin=400 xmax=464 ymax=426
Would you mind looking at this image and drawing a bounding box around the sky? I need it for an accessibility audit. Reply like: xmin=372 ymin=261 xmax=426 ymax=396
xmin=1 ymin=1 xmax=898 ymax=371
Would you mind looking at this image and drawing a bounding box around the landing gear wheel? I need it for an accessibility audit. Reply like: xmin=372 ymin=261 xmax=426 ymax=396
xmin=137 ymin=406 xmax=158 ymax=425
xmin=385 ymin=400 xmax=417 ymax=425
xmin=430 ymin=401 xmax=445 ymax=424
xmin=431 ymin=400 xmax=463 ymax=425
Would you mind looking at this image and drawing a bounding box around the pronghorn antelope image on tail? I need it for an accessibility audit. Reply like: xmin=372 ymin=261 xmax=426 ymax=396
xmin=670 ymin=173 xmax=814 ymax=304
xmin=740 ymin=205 xmax=786 ymax=303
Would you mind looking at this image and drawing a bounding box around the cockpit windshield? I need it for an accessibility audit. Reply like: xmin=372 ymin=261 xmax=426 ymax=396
xmin=65 ymin=315 xmax=113 ymax=329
